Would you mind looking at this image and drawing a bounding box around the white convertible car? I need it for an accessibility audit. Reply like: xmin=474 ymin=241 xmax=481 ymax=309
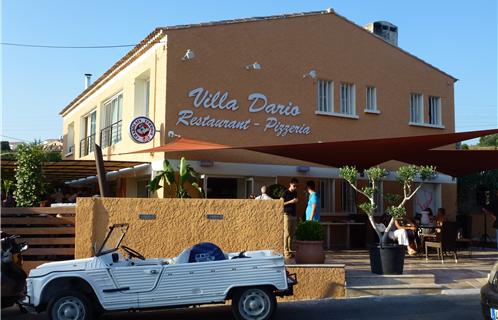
xmin=22 ymin=224 xmax=296 ymax=320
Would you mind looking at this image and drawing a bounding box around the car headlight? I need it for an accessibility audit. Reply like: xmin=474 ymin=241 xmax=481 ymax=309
xmin=489 ymin=262 xmax=498 ymax=286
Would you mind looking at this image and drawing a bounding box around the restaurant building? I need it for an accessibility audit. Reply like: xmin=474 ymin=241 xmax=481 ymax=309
xmin=60 ymin=9 xmax=458 ymax=245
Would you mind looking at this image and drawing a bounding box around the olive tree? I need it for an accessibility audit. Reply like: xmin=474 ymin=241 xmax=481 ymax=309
xmin=339 ymin=165 xmax=436 ymax=247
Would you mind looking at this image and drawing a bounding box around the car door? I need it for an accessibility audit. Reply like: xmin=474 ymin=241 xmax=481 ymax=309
xmin=136 ymin=263 xmax=171 ymax=308
xmin=109 ymin=264 xmax=162 ymax=296
xmin=138 ymin=261 xmax=231 ymax=308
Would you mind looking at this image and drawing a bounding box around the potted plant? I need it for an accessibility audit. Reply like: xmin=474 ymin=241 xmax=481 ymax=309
xmin=294 ymin=220 xmax=325 ymax=264
xmin=339 ymin=165 xmax=435 ymax=274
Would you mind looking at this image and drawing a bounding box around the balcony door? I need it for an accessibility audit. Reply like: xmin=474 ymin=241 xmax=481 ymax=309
xmin=80 ymin=110 xmax=96 ymax=157
xmin=102 ymin=93 xmax=123 ymax=147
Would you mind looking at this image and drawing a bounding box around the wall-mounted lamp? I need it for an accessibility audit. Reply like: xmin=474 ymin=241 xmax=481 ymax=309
xmin=303 ymin=69 xmax=317 ymax=79
xmin=297 ymin=166 xmax=310 ymax=173
xmin=200 ymin=160 xmax=214 ymax=167
xmin=182 ymin=49 xmax=195 ymax=61
xmin=167 ymin=130 xmax=181 ymax=138
xmin=246 ymin=62 xmax=261 ymax=71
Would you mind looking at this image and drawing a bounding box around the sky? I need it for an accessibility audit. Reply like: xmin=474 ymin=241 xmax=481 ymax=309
xmin=1 ymin=0 xmax=497 ymax=143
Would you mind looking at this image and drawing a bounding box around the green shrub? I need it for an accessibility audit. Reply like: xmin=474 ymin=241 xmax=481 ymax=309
xmin=295 ymin=220 xmax=324 ymax=241
xmin=13 ymin=143 xmax=44 ymax=207
xmin=267 ymin=184 xmax=286 ymax=199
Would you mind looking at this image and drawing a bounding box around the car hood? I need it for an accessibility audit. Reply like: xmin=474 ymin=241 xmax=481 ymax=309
xmin=28 ymin=258 xmax=94 ymax=277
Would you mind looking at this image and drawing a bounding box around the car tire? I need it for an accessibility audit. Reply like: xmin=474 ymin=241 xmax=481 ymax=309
xmin=47 ymin=290 xmax=94 ymax=320
xmin=482 ymin=304 xmax=492 ymax=320
xmin=232 ymin=287 xmax=276 ymax=320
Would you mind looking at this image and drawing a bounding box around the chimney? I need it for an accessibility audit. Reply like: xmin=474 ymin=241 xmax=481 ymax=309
xmin=84 ymin=74 xmax=92 ymax=89
xmin=364 ymin=21 xmax=398 ymax=46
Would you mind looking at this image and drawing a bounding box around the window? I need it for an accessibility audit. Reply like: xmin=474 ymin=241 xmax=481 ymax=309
xmin=145 ymin=79 xmax=150 ymax=116
xmin=66 ymin=122 xmax=74 ymax=155
xmin=136 ymin=180 xmax=150 ymax=198
xmin=410 ymin=93 xmax=424 ymax=123
xmin=340 ymin=83 xmax=356 ymax=115
xmin=134 ymin=73 xmax=150 ymax=117
xmin=317 ymin=80 xmax=334 ymax=113
xmin=80 ymin=110 xmax=96 ymax=157
xmin=341 ymin=180 xmax=356 ymax=213
xmin=101 ymin=93 xmax=123 ymax=148
xmin=365 ymin=87 xmax=377 ymax=112
xmin=428 ymin=96 xmax=442 ymax=125
xmin=373 ymin=181 xmax=383 ymax=216
xmin=319 ymin=179 xmax=335 ymax=214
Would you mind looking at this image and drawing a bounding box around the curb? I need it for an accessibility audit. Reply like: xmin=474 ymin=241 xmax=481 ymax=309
xmin=441 ymin=288 xmax=480 ymax=295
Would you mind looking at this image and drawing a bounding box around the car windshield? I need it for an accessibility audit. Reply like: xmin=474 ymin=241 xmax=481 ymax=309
xmin=96 ymin=224 xmax=129 ymax=256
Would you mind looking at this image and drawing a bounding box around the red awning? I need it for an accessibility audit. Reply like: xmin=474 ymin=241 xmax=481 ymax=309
xmin=130 ymin=128 xmax=498 ymax=176
xmin=395 ymin=150 xmax=498 ymax=176
xmin=135 ymin=137 xmax=231 ymax=153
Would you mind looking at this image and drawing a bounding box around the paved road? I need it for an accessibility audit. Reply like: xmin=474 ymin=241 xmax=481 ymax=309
xmin=2 ymin=294 xmax=484 ymax=320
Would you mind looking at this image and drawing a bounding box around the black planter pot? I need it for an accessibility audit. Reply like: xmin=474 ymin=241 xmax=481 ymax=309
xmin=368 ymin=244 xmax=405 ymax=275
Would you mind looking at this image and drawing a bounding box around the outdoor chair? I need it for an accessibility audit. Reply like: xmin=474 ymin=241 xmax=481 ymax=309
xmin=425 ymin=221 xmax=458 ymax=263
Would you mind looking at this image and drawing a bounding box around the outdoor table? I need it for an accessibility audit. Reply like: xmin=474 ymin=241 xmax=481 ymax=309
xmin=320 ymin=222 xmax=366 ymax=250
xmin=418 ymin=224 xmax=437 ymax=235
xmin=417 ymin=224 xmax=438 ymax=250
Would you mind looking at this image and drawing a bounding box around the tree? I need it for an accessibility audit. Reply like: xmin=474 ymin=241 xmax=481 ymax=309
xmin=478 ymin=134 xmax=498 ymax=148
xmin=458 ymin=169 xmax=498 ymax=214
xmin=13 ymin=143 xmax=45 ymax=207
xmin=1 ymin=141 xmax=11 ymax=152
xmin=147 ymin=157 xmax=204 ymax=198
xmin=339 ymin=165 xmax=436 ymax=247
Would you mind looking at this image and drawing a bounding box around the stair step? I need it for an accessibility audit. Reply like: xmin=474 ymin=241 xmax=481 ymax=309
xmin=346 ymin=273 xmax=435 ymax=286
xmin=346 ymin=284 xmax=443 ymax=297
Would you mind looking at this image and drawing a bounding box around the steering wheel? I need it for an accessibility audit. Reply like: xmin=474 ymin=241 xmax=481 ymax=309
xmin=231 ymin=251 xmax=249 ymax=259
xmin=121 ymin=245 xmax=146 ymax=260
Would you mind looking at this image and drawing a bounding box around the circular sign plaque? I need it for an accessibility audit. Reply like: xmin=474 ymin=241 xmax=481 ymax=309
xmin=129 ymin=116 xmax=156 ymax=144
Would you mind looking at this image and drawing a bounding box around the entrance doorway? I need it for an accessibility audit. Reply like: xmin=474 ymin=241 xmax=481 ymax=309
xmin=207 ymin=178 xmax=238 ymax=198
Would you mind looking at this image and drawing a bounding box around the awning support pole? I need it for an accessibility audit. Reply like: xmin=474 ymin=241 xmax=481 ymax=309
xmin=95 ymin=144 xmax=110 ymax=197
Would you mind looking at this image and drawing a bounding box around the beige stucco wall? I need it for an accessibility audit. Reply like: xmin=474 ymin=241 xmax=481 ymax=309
xmin=75 ymin=197 xmax=284 ymax=259
xmin=283 ymin=265 xmax=346 ymax=300
xmin=61 ymin=37 xmax=168 ymax=163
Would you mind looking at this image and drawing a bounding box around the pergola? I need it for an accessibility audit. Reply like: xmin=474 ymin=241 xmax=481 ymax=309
xmin=0 ymin=160 xmax=145 ymax=184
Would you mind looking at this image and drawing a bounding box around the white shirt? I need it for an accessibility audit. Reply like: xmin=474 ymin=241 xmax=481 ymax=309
xmin=255 ymin=194 xmax=272 ymax=200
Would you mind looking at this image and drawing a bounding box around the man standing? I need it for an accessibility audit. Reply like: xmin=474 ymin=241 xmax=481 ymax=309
xmin=281 ymin=178 xmax=299 ymax=258
xmin=305 ymin=180 xmax=320 ymax=222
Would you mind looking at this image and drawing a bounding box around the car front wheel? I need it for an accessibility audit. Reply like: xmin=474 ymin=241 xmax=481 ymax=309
xmin=47 ymin=290 xmax=94 ymax=320
xmin=232 ymin=287 xmax=276 ymax=320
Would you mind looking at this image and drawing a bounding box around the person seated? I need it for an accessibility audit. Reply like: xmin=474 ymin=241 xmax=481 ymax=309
xmin=435 ymin=207 xmax=447 ymax=227
xmin=375 ymin=217 xmax=417 ymax=256
xmin=426 ymin=207 xmax=435 ymax=224
xmin=255 ymin=186 xmax=272 ymax=200
xmin=393 ymin=219 xmax=417 ymax=256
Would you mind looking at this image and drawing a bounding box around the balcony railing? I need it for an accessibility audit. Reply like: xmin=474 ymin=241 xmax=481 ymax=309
xmin=100 ymin=120 xmax=122 ymax=148
xmin=79 ymin=134 xmax=95 ymax=157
